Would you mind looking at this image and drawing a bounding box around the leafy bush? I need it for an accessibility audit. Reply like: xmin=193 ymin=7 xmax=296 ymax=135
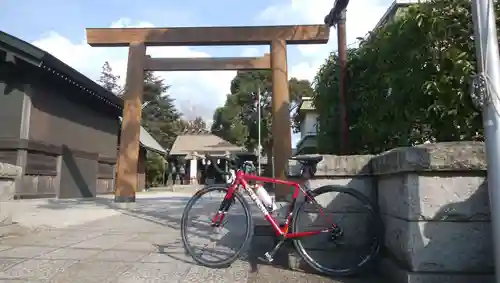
xmin=314 ymin=0 xmax=493 ymax=154
xmin=146 ymin=152 xmax=165 ymax=187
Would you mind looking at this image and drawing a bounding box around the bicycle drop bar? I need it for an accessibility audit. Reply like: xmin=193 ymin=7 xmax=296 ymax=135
xmin=205 ymin=154 xmax=237 ymax=176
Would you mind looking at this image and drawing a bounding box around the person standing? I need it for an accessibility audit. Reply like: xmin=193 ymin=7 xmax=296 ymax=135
xmin=171 ymin=162 xmax=177 ymax=185
xmin=164 ymin=163 xmax=170 ymax=186
xmin=179 ymin=163 xmax=186 ymax=185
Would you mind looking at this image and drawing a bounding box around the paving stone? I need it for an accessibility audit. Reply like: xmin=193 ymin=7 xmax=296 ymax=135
xmin=246 ymin=264 xmax=378 ymax=283
xmin=36 ymin=248 xmax=101 ymax=260
xmin=0 ymin=193 xmax=389 ymax=282
xmin=182 ymin=259 xmax=249 ymax=283
xmin=0 ymin=259 xmax=77 ymax=280
xmin=111 ymin=240 xmax=158 ymax=252
xmin=32 ymin=237 xmax=84 ymax=248
xmin=54 ymin=229 xmax=104 ymax=238
xmin=0 ymin=279 xmax=48 ymax=283
xmin=139 ymin=251 xmax=192 ymax=264
xmin=133 ymin=232 xmax=179 ymax=244
xmin=69 ymin=234 xmax=135 ymax=249
xmin=0 ymin=258 xmax=24 ymax=271
xmin=49 ymin=260 xmax=131 ymax=283
xmin=114 ymin=262 xmax=191 ymax=283
xmin=0 ymin=245 xmax=11 ymax=252
xmin=92 ymin=250 xmax=148 ymax=262
xmin=0 ymin=246 xmax=57 ymax=258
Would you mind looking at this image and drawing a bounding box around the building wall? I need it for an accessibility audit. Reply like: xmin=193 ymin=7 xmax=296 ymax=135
xmin=26 ymin=72 xmax=119 ymax=198
xmin=0 ymin=59 xmax=120 ymax=198
xmin=0 ymin=62 xmax=25 ymax=168
xmin=0 ymin=63 xmax=24 ymax=139
xmin=28 ymin=76 xmax=119 ymax=157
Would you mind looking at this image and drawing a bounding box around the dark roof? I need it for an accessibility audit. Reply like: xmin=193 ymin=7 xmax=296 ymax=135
xmin=0 ymin=31 xmax=123 ymax=110
xmin=0 ymin=31 xmax=171 ymax=154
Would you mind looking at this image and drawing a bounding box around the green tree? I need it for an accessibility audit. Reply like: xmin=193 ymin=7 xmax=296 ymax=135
xmin=314 ymin=0 xmax=486 ymax=154
xmin=98 ymin=61 xmax=122 ymax=95
xmin=97 ymin=66 xmax=180 ymax=186
xmin=141 ymin=71 xmax=182 ymax=150
xmin=211 ymin=70 xmax=313 ymax=154
xmin=146 ymin=151 xmax=165 ymax=187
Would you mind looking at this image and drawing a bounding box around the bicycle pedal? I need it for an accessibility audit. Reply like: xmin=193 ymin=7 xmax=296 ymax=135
xmin=264 ymin=252 xmax=274 ymax=262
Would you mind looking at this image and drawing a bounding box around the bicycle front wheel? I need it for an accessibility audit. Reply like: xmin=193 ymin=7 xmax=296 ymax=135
xmin=181 ymin=185 xmax=253 ymax=268
xmin=292 ymin=185 xmax=382 ymax=277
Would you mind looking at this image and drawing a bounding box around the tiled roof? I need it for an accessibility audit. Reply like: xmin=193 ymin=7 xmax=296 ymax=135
xmin=170 ymin=134 xmax=245 ymax=156
xmin=139 ymin=126 xmax=167 ymax=155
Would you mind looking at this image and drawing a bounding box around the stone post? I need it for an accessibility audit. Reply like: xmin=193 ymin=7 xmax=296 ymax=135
xmin=372 ymin=142 xmax=494 ymax=283
xmin=0 ymin=163 xmax=22 ymax=226
xmin=189 ymin=158 xmax=198 ymax=185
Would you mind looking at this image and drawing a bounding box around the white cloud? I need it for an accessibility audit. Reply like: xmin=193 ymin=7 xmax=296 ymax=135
xmin=31 ymin=18 xmax=235 ymax=123
xmin=258 ymin=0 xmax=392 ymax=82
xmin=241 ymin=47 xmax=261 ymax=57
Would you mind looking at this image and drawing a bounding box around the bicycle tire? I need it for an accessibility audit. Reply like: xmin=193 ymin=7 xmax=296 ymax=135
xmin=180 ymin=185 xmax=254 ymax=268
xmin=291 ymin=185 xmax=383 ymax=277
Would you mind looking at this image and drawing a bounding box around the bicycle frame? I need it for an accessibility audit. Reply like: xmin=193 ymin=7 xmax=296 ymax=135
xmin=211 ymin=169 xmax=335 ymax=240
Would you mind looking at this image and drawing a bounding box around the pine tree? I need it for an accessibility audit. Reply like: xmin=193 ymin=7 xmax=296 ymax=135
xmin=98 ymin=61 xmax=122 ymax=95
xmin=141 ymin=71 xmax=183 ymax=149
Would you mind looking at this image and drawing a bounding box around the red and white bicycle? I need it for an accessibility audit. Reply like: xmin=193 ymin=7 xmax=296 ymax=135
xmin=180 ymin=154 xmax=382 ymax=277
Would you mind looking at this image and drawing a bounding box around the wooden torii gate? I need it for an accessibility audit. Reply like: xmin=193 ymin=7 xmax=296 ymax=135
xmin=85 ymin=25 xmax=329 ymax=202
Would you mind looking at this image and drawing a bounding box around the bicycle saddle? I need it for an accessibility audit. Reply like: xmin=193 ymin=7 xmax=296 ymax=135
xmin=290 ymin=155 xmax=323 ymax=178
xmin=290 ymin=155 xmax=323 ymax=165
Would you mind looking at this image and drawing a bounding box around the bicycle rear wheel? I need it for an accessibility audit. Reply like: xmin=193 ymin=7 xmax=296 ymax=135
xmin=181 ymin=185 xmax=253 ymax=268
xmin=291 ymin=185 xmax=382 ymax=277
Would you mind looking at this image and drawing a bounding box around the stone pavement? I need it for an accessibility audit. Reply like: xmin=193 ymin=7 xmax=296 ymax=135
xmin=0 ymin=191 xmax=385 ymax=282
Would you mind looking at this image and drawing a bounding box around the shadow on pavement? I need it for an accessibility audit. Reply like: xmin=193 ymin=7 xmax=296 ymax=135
xmin=32 ymin=192 xmax=380 ymax=283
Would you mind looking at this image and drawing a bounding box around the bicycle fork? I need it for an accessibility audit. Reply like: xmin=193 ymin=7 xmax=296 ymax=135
xmin=211 ymin=197 xmax=234 ymax=227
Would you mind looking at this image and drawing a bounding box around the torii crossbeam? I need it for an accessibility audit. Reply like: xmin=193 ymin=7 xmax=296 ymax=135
xmin=86 ymin=25 xmax=329 ymax=203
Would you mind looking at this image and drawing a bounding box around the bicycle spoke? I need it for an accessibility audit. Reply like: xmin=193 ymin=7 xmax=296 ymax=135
xmin=181 ymin=186 xmax=253 ymax=268
xmin=292 ymin=186 xmax=382 ymax=277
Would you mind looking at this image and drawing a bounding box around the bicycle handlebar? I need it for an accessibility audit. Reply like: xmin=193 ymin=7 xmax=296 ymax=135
xmin=204 ymin=154 xmax=238 ymax=176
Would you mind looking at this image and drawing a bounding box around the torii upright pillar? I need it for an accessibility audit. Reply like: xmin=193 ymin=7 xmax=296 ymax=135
xmin=270 ymin=39 xmax=292 ymax=201
xmin=115 ymin=42 xmax=145 ymax=202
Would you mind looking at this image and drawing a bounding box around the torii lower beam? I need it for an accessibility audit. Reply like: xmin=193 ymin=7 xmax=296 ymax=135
xmin=86 ymin=25 xmax=330 ymax=203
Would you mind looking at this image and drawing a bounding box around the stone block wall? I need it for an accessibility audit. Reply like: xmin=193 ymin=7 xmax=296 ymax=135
xmin=282 ymin=142 xmax=493 ymax=282
xmin=280 ymin=154 xmax=378 ymax=272
xmin=0 ymin=163 xmax=22 ymax=226
xmin=372 ymin=142 xmax=493 ymax=283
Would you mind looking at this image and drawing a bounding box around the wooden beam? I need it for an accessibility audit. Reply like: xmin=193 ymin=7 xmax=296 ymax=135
xmin=144 ymin=54 xmax=271 ymax=71
xmin=86 ymin=25 xmax=329 ymax=47
xmin=114 ymin=42 xmax=146 ymax=203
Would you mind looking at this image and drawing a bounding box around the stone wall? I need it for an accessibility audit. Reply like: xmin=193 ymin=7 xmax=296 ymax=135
xmin=266 ymin=154 xmax=377 ymax=273
xmin=280 ymin=142 xmax=493 ymax=282
xmin=373 ymin=142 xmax=493 ymax=283
xmin=0 ymin=163 xmax=22 ymax=226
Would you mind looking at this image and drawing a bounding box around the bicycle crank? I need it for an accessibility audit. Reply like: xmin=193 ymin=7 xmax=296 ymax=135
xmin=264 ymin=240 xmax=286 ymax=263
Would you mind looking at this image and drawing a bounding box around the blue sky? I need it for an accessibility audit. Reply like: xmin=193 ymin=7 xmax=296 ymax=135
xmin=1 ymin=0 xmax=393 ymax=147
